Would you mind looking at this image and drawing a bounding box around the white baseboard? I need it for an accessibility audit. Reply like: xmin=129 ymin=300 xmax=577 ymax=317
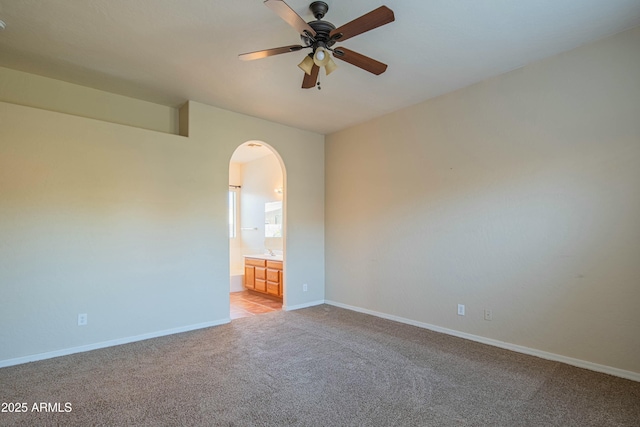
xmin=324 ymin=300 xmax=640 ymax=383
xmin=283 ymin=299 xmax=325 ymax=312
xmin=5 ymin=301 xmax=638 ymax=383
xmin=0 ymin=319 xmax=230 ymax=369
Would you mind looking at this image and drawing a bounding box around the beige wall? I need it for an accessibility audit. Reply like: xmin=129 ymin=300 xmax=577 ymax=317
xmin=0 ymin=78 xmax=324 ymax=364
xmin=187 ymin=102 xmax=326 ymax=310
xmin=0 ymin=66 xmax=178 ymax=134
xmin=325 ymin=26 xmax=640 ymax=375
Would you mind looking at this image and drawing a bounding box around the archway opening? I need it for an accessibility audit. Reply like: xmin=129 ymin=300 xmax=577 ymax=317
xmin=228 ymin=140 xmax=286 ymax=319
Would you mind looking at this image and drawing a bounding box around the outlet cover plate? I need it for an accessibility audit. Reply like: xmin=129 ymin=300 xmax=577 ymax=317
xmin=78 ymin=313 xmax=88 ymax=326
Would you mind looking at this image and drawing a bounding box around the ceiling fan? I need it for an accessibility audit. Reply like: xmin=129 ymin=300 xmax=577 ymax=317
xmin=239 ymin=0 xmax=395 ymax=89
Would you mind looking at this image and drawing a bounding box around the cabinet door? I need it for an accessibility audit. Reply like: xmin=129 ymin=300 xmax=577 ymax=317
xmin=244 ymin=266 xmax=255 ymax=290
xmin=255 ymin=267 xmax=266 ymax=280
xmin=266 ymin=260 xmax=283 ymax=270
xmin=266 ymin=268 xmax=279 ymax=282
xmin=255 ymin=279 xmax=267 ymax=292
xmin=246 ymin=258 xmax=266 ymax=267
xmin=255 ymin=267 xmax=267 ymax=292
xmin=266 ymin=281 xmax=280 ymax=296
xmin=266 ymin=268 xmax=280 ymax=296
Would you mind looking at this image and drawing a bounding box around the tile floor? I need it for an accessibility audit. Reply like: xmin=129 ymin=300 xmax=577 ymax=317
xmin=230 ymin=290 xmax=282 ymax=319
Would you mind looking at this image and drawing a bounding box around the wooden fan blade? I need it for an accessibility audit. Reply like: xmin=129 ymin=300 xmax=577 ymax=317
xmin=333 ymin=48 xmax=387 ymax=75
xmin=264 ymin=0 xmax=316 ymax=37
xmin=302 ymin=64 xmax=320 ymax=89
xmin=239 ymin=45 xmax=304 ymax=61
xmin=330 ymin=6 xmax=394 ymax=42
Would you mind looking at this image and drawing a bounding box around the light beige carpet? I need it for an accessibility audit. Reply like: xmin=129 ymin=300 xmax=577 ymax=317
xmin=1 ymin=304 xmax=638 ymax=426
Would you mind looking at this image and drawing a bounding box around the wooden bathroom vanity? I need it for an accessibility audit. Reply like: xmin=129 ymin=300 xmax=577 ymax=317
xmin=244 ymin=255 xmax=283 ymax=298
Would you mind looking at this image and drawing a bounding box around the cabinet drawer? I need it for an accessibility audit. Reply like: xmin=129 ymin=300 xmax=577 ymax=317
xmin=255 ymin=279 xmax=266 ymax=292
xmin=245 ymin=258 xmax=266 ymax=267
xmin=255 ymin=267 xmax=266 ymax=280
xmin=266 ymin=282 xmax=280 ymax=296
xmin=266 ymin=260 xmax=283 ymax=270
xmin=266 ymin=268 xmax=280 ymax=282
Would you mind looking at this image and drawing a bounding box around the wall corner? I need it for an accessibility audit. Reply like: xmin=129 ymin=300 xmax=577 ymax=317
xmin=178 ymin=101 xmax=190 ymax=137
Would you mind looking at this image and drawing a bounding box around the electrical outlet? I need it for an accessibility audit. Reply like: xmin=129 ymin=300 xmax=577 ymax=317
xmin=77 ymin=313 xmax=88 ymax=326
xmin=303 ymin=283 xmax=308 ymax=292
xmin=484 ymin=309 xmax=493 ymax=321
xmin=457 ymin=304 xmax=465 ymax=316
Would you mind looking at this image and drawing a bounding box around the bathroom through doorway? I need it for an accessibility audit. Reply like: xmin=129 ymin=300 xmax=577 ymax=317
xmin=229 ymin=141 xmax=285 ymax=319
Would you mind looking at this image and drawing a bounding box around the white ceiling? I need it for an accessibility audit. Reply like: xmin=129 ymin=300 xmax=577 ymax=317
xmin=0 ymin=0 xmax=639 ymax=134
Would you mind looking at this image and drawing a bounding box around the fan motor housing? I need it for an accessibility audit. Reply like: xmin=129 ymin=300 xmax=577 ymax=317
xmin=301 ymin=1 xmax=336 ymax=49
xmin=301 ymin=20 xmax=337 ymax=48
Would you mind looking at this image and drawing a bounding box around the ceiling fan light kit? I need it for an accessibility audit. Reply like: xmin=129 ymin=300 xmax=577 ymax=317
xmin=314 ymin=47 xmax=327 ymax=63
xmin=324 ymin=56 xmax=337 ymax=75
xmin=239 ymin=0 xmax=395 ymax=89
xmin=298 ymin=54 xmax=315 ymax=74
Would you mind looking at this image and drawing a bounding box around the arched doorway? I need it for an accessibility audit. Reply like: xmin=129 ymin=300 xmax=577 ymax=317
xmin=228 ymin=141 xmax=286 ymax=319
